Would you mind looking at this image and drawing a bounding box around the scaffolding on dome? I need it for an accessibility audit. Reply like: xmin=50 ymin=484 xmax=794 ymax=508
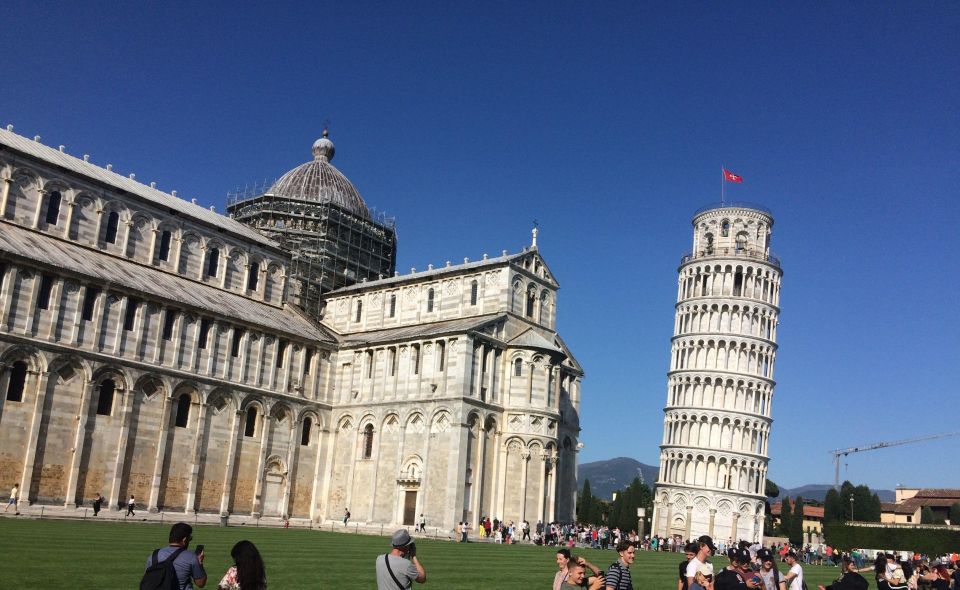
xmin=227 ymin=189 xmax=397 ymax=321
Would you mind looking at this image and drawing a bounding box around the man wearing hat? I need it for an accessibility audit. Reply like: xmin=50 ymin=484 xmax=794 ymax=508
xmin=779 ymin=551 xmax=803 ymax=590
xmin=687 ymin=536 xmax=718 ymax=590
xmin=715 ymin=548 xmax=762 ymax=590
xmin=376 ymin=529 xmax=426 ymax=590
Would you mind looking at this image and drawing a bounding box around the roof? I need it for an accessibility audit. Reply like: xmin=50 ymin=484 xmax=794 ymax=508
xmin=330 ymin=250 xmax=530 ymax=294
xmin=913 ymin=489 xmax=960 ymax=500
xmin=0 ymin=127 xmax=279 ymax=250
xmin=0 ymin=222 xmax=335 ymax=343
xmin=267 ymin=132 xmax=370 ymax=219
xmin=337 ymin=314 xmax=505 ymax=347
xmin=508 ymin=327 xmax=564 ymax=354
xmin=771 ymin=501 xmax=825 ymax=519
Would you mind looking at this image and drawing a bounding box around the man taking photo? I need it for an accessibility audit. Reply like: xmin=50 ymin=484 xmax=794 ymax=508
xmin=142 ymin=522 xmax=206 ymax=590
xmin=376 ymin=529 xmax=425 ymax=590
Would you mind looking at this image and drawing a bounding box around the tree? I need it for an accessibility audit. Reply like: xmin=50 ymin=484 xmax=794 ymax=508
xmin=578 ymin=479 xmax=595 ymax=524
xmin=824 ymin=488 xmax=842 ymax=523
xmin=950 ymin=502 xmax=960 ymax=525
xmin=765 ymin=479 xmax=780 ymax=499
xmin=921 ymin=506 xmax=937 ymax=525
xmin=789 ymin=497 xmax=805 ymax=545
xmin=780 ymin=496 xmax=792 ymax=536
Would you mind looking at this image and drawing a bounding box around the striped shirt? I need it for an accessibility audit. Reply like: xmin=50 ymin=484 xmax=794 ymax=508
xmin=605 ymin=560 xmax=633 ymax=590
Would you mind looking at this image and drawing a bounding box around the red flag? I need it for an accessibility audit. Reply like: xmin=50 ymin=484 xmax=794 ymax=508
xmin=723 ymin=169 xmax=743 ymax=183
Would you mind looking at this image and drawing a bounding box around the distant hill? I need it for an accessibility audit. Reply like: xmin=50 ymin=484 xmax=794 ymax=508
xmin=579 ymin=459 xmax=896 ymax=504
xmin=579 ymin=457 xmax=659 ymax=499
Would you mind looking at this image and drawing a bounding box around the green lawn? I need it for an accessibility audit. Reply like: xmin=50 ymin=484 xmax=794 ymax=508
xmin=0 ymin=518 xmax=848 ymax=589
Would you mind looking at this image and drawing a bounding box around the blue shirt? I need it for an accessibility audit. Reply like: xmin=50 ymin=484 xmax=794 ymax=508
xmin=145 ymin=546 xmax=206 ymax=590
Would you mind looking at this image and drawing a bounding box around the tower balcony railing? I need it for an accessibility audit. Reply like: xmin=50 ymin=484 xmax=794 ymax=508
xmin=680 ymin=247 xmax=781 ymax=267
xmin=692 ymin=201 xmax=773 ymax=217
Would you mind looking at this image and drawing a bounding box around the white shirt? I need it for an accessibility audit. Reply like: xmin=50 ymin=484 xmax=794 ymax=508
xmin=9 ymin=487 xmax=18 ymax=500
xmin=788 ymin=563 xmax=803 ymax=590
xmin=686 ymin=558 xmax=705 ymax=581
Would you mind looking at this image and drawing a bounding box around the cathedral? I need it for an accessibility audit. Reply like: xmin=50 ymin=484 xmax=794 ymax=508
xmin=0 ymin=125 xmax=583 ymax=530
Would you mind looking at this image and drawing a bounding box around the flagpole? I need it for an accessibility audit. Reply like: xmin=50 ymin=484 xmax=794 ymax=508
xmin=721 ymin=166 xmax=725 ymax=204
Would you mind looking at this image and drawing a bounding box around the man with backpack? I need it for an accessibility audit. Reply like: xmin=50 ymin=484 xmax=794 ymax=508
xmin=141 ymin=522 xmax=206 ymax=590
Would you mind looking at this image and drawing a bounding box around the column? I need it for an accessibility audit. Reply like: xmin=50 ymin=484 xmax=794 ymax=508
xmin=731 ymin=511 xmax=740 ymax=541
xmin=204 ymin=323 xmax=220 ymax=376
xmin=251 ymin=413 xmax=274 ymax=516
xmin=43 ymin=278 xmax=64 ymax=340
xmin=18 ymin=370 xmax=50 ymax=502
xmin=108 ymin=386 xmax=136 ymax=508
xmin=63 ymin=379 xmax=98 ymax=507
xmin=147 ymin=395 xmax=174 ymax=511
xmin=90 ymin=290 xmax=107 ymax=352
xmin=709 ymin=508 xmax=717 ymax=537
xmin=183 ymin=401 xmax=209 ymax=513
xmin=0 ymin=175 xmax=11 ymax=215
xmin=147 ymin=228 xmax=159 ymax=264
xmin=309 ymin=424 xmax=331 ymax=521
xmin=665 ymin=502 xmax=674 ymax=535
xmin=152 ymin=305 xmax=167 ymax=364
xmin=62 ymin=197 xmax=76 ymax=239
xmin=492 ymin=439 xmax=507 ymax=519
xmin=219 ymin=250 xmax=230 ymax=289
xmin=546 ymin=456 xmax=558 ymax=522
xmin=120 ymin=219 xmax=134 ymax=255
xmin=537 ymin=453 xmax=547 ymax=524
xmin=219 ymin=409 xmax=243 ymax=514
xmin=280 ymin=417 xmax=299 ymax=518
xmin=0 ymin=266 xmax=18 ymax=331
xmin=518 ymin=449 xmax=530 ymax=522
xmin=31 ymin=189 xmax=46 ymax=228
xmin=469 ymin=425 xmax=485 ymax=524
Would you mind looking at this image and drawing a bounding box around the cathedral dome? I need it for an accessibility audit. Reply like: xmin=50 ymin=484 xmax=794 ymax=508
xmin=268 ymin=131 xmax=371 ymax=219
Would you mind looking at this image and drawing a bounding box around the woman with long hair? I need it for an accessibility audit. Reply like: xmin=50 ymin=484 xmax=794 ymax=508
xmin=818 ymin=557 xmax=868 ymax=590
xmin=218 ymin=540 xmax=267 ymax=590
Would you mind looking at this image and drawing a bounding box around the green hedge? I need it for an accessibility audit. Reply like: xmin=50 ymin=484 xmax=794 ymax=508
xmin=824 ymin=523 xmax=960 ymax=554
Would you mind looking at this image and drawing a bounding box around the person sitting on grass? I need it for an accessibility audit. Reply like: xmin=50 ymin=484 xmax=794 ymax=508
xmin=217 ymin=540 xmax=266 ymax=590
xmin=818 ymin=556 xmax=868 ymax=590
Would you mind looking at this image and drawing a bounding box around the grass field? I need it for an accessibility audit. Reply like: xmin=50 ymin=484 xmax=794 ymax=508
xmin=0 ymin=518 xmax=849 ymax=589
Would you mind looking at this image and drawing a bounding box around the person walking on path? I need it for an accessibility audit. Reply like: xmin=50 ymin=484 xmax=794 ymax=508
xmin=343 ymin=508 xmax=350 ymax=526
xmin=93 ymin=493 xmax=103 ymax=516
xmin=376 ymin=529 xmax=425 ymax=590
xmin=4 ymin=483 xmax=18 ymax=513
xmin=127 ymin=495 xmax=136 ymax=516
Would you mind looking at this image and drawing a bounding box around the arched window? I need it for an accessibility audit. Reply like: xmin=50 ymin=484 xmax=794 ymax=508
xmin=206 ymin=247 xmax=220 ymax=277
xmin=244 ymin=406 xmax=258 ymax=437
xmin=45 ymin=191 xmax=62 ymax=225
xmin=470 ymin=280 xmax=478 ymax=306
xmin=157 ymin=230 xmax=172 ymax=262
xmin=389 ymin=294 xmax=397 ymax=318
xmin=175 ymin=393 xmax=191 ymax=428
xmin=355 ymin=300 xmax=362 ymax=322
xmin=104 ymin=211 xmax=120 ymax=244
xmin=526 ymin=287 xmax=536 ymax=317
xmin=301 ymin=417 xmax=312 ymax=446
xmin=514 ymin=358 xmax=523 ymax=377
xmin=96 ymin=379 xmax=115 ymax=416
xmin=735 ymin=233 xmax=747 ymax=253
xmin=427 ymin=288 xmax=435 ymax=312
xmin=362 ymin=423 xmax=374 ymax=459
xmin=5 ymin=361 xmax=27 ymax=402
xmin=247 ymin=264 xmax=259 ymax=291
xmin=437 ymin=341 xmax=445 ymax=371
xmin=721 ymin=220 xmax=730 ymax=237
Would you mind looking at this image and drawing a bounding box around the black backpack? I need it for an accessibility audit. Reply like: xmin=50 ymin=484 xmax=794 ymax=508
xmin=140 ymin=547 xmax=185 ymax=590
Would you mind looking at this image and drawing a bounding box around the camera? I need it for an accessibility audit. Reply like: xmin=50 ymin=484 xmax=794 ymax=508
xmin=405 ymin=542 xmax=416 ymax=557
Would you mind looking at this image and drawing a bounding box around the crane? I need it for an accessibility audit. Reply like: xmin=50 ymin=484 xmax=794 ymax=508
xmin=831 ymin=431 xmax=960 ymax=488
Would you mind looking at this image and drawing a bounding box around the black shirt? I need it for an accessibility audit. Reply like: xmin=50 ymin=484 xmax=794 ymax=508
xmin=827 ymin=572 xmax=868 ymax=590
xmin=680 ymin=560 xmax=690 ymax=590
xmin=715 ymin=568 xmax=748 ymax=590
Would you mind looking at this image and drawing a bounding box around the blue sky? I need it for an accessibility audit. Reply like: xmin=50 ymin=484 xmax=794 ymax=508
xmin=3 ymin=2 xmax=958 ymax=490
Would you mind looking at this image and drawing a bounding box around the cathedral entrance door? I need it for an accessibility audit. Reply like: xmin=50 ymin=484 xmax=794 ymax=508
xmin=403 ymin=491 xmax=417 ymax=526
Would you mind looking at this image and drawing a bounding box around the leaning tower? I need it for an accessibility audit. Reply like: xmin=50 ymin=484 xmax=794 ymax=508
xmin=651 ymin=203 xmax=782 ymax=543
